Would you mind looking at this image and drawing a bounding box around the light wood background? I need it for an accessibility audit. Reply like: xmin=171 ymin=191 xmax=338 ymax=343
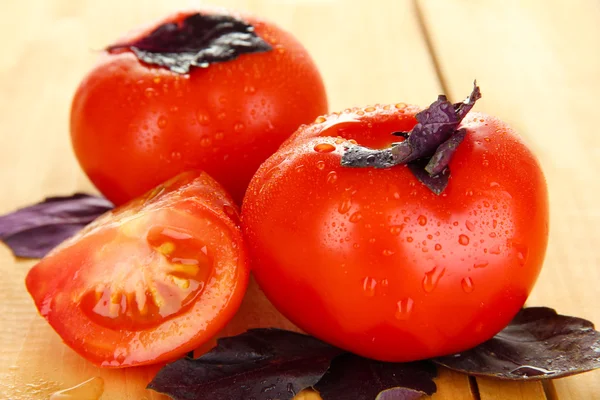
xmin=0 ymin=0 xmax=598 ymax=399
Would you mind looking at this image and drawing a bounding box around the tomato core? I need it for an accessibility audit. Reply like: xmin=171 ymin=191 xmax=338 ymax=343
xmin=79 ymin=217 xmax=213 ymax=331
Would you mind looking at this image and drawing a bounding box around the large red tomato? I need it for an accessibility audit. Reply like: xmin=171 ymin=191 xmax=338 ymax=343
xmin=70 ymin=10 xmax=327 ymax=205
xmin=242 ymin=96 xmax=549 ymax=362
xmin=26 ymin=171 xmax=249 ymax=367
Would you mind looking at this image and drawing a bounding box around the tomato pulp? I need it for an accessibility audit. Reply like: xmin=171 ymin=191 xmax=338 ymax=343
xmin=26 ymin=171 xmax=249 ymax=367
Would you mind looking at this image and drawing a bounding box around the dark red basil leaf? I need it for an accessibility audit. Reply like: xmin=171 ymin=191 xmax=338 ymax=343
xmin=425 ymin=128 xmax=466 ymax=176
xmin=107 ymin=13 xmax=272 ymax=74
xmin=147 ymin=329 xmax=343 ymax=400
xmin=314 ymin=354 xmax=437 ymax=400
xmin=434 ymin=307 xmax=600 ymax=380
xmin=341 ymin=82 xmax=481 ymax=194
xmin=0 ymin=194 xmax=112 ymax=258
xmin=407 ymin=161 xmax=451 ymax=196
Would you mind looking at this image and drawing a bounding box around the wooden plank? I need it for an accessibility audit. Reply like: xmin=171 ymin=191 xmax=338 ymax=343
xmin=0 ymin=0 xmax=450 ymax=399
xmin=418 ymin=0 xmax=600 ymax=399
xmin=432 ymin=368 xmax=476 ymax=400
xmin=477 ymin=377 xmax=547 ymax=400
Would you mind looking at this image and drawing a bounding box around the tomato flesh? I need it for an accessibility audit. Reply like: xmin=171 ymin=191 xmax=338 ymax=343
xmin=26 ymin=171 xmax=249 ymax=367
xmin=242 ymin=105 xmax=549 ymax=362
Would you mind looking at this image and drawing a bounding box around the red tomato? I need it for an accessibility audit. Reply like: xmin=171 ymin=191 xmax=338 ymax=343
xmin=70 ymin=10 xmax=327 ymax=205
xmin=242 ymin=104 xmax=549 ymax=362
xmin=26 ymin=171 xmax=249 ymax=367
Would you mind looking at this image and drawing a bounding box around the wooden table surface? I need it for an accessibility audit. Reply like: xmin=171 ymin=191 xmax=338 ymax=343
xmin=1 ymin=0 xmax=598 ymax=399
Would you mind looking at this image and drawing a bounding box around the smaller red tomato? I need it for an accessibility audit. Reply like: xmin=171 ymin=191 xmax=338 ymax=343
xmin=70 ymin=10 xmax=328 ymax=205
xmin=26 ymin=171 xmax=249 ymax=367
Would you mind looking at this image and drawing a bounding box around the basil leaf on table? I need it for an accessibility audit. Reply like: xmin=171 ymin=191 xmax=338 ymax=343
xmin=434 ymin=307 xmax=600 ymax=380
xmin=0 ymin=193 xmax=112 ymax=258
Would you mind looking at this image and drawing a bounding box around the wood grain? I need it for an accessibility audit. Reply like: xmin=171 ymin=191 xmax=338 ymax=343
xmin=418 ymin=0 xmax=600 ymax=399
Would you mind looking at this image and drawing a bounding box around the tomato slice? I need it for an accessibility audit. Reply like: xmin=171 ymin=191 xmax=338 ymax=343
xmin=26 ymin=171 xmax=249 ymax=367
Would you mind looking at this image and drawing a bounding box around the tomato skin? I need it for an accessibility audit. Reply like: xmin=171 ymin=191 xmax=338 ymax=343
xmin=242 ymin=105 xmax=549 ymax=362
xmin=26 ymin=171 xmax=249 ymax=367
xmin=70 ymin=10 xmax=327 ymax=205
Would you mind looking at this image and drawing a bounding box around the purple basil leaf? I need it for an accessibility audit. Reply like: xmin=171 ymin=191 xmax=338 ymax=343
xmin=425 ymin=128 xmax=466 ymax=176
xmin=147 ymin=328 xmax=343 ymax=400
xmin=108 ymin=13 xmax=272 ymax=74
xmin=408 ymin=161 xmax=450 ymax=196
xmin=0 ymin=194 xmax=113 ymax=258
xmin=434 ymin=307 xmax=600 ymax=380
xmin=314 ymin=354 xmax=437 ymax=400
xmin=454 ymin=81 xmax=482 ymax=120
xmin=396 ymin=94 xmax=458 ymax=164
xmin=341 ymin=83 xmax=481 ymax=195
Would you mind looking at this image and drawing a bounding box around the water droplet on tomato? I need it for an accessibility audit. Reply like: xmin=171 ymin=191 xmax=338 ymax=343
xmin=349 ymin=212 xmax=363 ymax=223
xmin=157 ymin=116 xmax=167 ymax=129
xmin=363 ymin=277 xmax=377 ymax=296
xmin=196 ymin=111 xmax=210 ymax=125
xmin=490 ymin=181 xmax=500 ymax=188
xmin=474 ymin=262 xmax=489 ymax=269
xmin=395 ymin=102 xmax=407 ymax=109
xmin=489 ymin=232 xmax=497 ymax=238
xmin=244 ymin=85 xmax=256 ymax=94
xmin=482 ymin=159 xmax=489 ymax=167
xmin=217 ymin=112 xmax=227 ymax=120
xmin=314 ymin=143 xmax=336 ymax=153
xmin=422 ymin=266 xmax=445 ymax=293
xmin=461 ymin=277 xmax=474 ymax=293
xmin=493 ymin=219 xmax=498 ymax=229
xmin=406 ymin=237 xmax=413 ymax=243
xmin=434 ymin=243 xmax=442 ymax=251
xmin=390 ymin=225 xmax=403 ymax=236
xmin=316 ymin=161 xmax=326 ymax=170
xmin=459 ymin=234 xmax=470 ymax=245
xmin=200 ymin=136 xmax=212 ymax=147
xmin=466 ymin=189 xmax=474 ymax=196
xmin=338 ymin=192 xmax=352 ymax=214
xmin=382 ymin=249 xmax=395 ymax=256
xmin=418 ymin=215 xmax=427 ymax=226
xmin=215 ymin=131 xmax=224 ymax=140
xmin=465 ymin=220 xmax=476 ymax=232
xmin=144 ymin=88 xmax=156 ymax=98
xmin=315 ymin=116 xmax=326 ymax=123
xmin=234 ymin=122 xmax=245 ymax=133
xmin=513 ymin=243 xmax=529 ymax=266
xmin=489 ymin=245 xmax=501 ymax=255
xmin=223 ymin=204 xmax=239 ymax=223
xmin=395 ymin=298 xmax=414 ymax=320
xmin=365 ymin=106 xmax=376 ymax=112
xmin=326 ymin=171 xmax=338 ymax=184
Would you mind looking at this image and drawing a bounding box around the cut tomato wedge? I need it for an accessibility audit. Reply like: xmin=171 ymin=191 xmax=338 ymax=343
xmin=26 ymin=171 xmax=249 ymax=367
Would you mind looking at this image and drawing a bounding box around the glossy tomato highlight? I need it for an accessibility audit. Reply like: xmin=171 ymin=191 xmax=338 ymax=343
xmin=26 ymin=171 xmax=249 ymax=367
xmin=71 ymin=10 xmax=327 ymax=205
xmin=242 ymin=100 xmax=549 ymax=362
